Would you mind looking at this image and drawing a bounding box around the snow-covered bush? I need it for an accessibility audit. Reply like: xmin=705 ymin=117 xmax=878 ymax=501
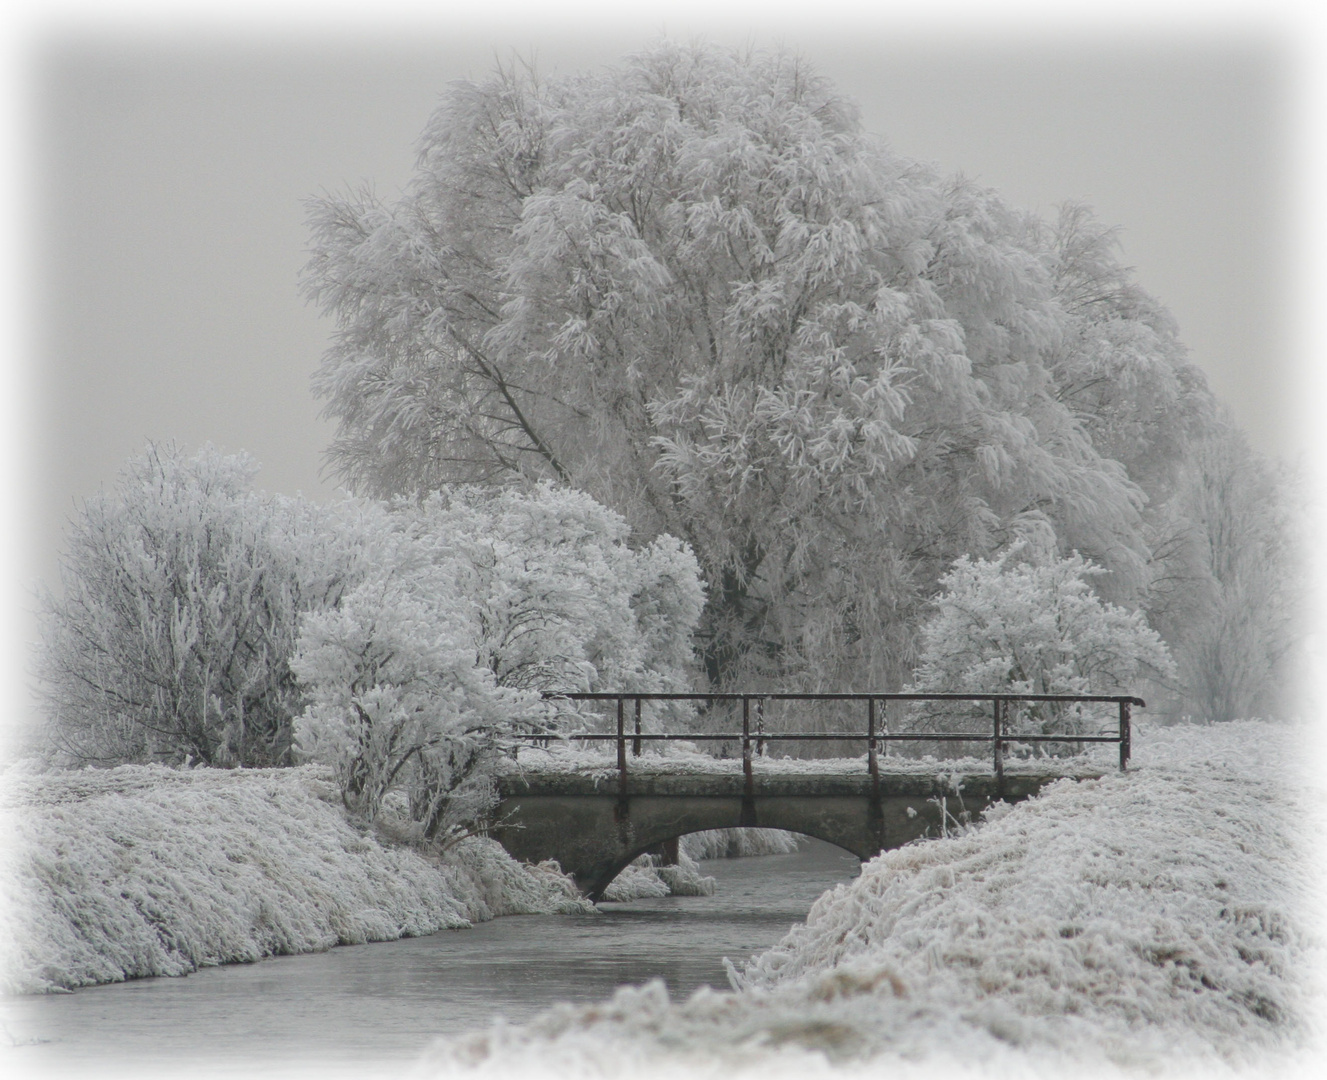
xmin=290 ymin=557 xmax=533 ymax=837
xmin=292 ymin=483 xmax=704 ymax=836
xmin=601 ymin=850 xmax=716 ymax=901
xmin=911 ymin=545 xmax=1174 ymax=739
xmin=35 ymin=444 xmax=353 ymax=768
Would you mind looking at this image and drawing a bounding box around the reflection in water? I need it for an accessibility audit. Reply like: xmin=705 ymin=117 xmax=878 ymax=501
xmin=2 ymin=840 xmax=858 ymax=1073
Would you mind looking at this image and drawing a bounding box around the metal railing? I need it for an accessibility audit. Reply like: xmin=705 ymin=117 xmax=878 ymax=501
xmin=522 ymin=692 xmax=1142 ymax=795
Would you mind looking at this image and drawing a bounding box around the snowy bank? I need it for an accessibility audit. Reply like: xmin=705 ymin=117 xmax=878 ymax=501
xmin=0 ymin=763 xmax=592 ymax=995
xmin=419 ymin=721 xmax=1324 ymax=1078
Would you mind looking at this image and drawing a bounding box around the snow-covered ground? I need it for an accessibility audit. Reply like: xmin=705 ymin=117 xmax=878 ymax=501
xmin=417 ymin=721 xmax=1326 ymax=1079
xmin=0 ymin=762 xmax=595 ymax=995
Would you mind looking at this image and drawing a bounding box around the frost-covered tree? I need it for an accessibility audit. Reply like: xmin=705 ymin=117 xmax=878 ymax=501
xmin=911 ymin=544 xmax=1174 ymax=736
xmin=304 ymin=42 xmax=1206 ymax=691
xmin=36 ymin=444 xmax=353 ymax=767
xmin=1145 ymin=425 xmax=1302 ymax=722
xmin=291 ymin=483 xmax=704 ymax=835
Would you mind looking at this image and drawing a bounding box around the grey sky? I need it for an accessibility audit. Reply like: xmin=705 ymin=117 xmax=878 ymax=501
xmin=23 ymin=22 xmax=1293 ymax=609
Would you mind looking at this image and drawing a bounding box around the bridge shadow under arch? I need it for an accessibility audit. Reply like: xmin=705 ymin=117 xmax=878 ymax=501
xmin=604 ymin=826 xmax=863 ymax=898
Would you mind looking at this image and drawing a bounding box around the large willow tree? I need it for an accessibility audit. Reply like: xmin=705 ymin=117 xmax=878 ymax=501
xmin=304 ymin=42 xmax=1214 ymax=692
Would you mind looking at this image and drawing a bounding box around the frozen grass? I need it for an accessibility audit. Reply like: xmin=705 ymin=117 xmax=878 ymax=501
xmin=0 ymin=756 xmax=791 ymax=997
xmin=0 ymin=762 xmax=592 ymax=995
xmin=418 ymin=721 xmax=1326 ymax=1078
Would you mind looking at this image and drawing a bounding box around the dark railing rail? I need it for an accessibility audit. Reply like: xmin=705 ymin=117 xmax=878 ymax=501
xmin=523 ymin=692 xmax=1142 ymax=798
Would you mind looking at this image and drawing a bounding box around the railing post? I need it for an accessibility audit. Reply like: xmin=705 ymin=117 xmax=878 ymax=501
xmin=867 ymin=695 xmax=883 ymax=852
xmin=741 ymin=696 xmax=755 ymax=825
xmin=756 ymin=697 xmax=765 ymax=757
xmin=633 ymin=696 xmax=642 ymax=757
xmin=742 ymin=697 xmax=752 ymax=787
xmin=867 ymin=696 xmax=878 ymax=780
xmin=881 ymin=697 xmax=888 ymax=759
xmin=617 ymin=696 xmax=627 ymax=791
xmin=1119 ymin=698 xmax=1132 ymax=771
xmin=993 ymin=697 xmax=1004 ymax=787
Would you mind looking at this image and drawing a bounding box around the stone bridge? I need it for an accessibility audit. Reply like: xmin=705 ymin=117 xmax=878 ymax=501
xmin=490 ymin=690 xmax=1137 ymax=900
xmin=490 ymin=768 xmax=1089 ymax=900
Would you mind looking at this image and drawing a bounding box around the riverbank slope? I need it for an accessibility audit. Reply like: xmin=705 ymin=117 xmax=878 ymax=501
xmin=0 ymin=763 xmax=594 ymax=995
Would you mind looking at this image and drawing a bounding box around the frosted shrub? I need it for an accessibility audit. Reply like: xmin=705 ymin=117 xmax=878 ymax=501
xmin=292 ymin=483 xmax=704 ymax=837
xmin=911 ymin=545 xmax=1174 ymax=743
xmin=601 ymin=850 xmax=716 ymax=901
xmin=291 ymin=558 xmax=536 ymax=836
xmin=36 ymin=444 xmax=353 ymax=767
xmin=681 ymin=828 xmax=802 ymax=860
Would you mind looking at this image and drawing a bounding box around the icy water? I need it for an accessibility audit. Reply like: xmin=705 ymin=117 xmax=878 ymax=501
xmin=3 ymin=840 xmax=858 ymax=1076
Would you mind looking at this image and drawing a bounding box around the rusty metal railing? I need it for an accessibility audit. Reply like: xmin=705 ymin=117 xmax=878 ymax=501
xmin=522 ymin=692 xmax=1141 ymax=799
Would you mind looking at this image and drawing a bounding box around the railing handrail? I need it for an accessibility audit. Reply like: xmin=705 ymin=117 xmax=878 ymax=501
xmin=516 ymin=732 xmax=1125 ymax=742
xmin=515 ymin=691 xmax=1138 ymax=796
xmin=540 ymin=691 xmax=1145 ymax=704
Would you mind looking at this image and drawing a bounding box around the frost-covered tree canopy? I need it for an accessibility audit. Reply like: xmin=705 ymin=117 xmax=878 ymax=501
xmin=1147 ymin=427 xmax=1302 ymax=723
xmin=303 ymin=42 xmax=1216 ymax=693
xmin=911 ymin=544 xmax=1176 ymax=735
